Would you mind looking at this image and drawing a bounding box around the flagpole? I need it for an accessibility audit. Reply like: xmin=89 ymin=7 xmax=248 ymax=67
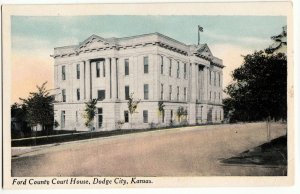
xmin=198 ymin=25 xmax=203 ymax=45
xmin=198 ymin=26 xmax=200 ymax=45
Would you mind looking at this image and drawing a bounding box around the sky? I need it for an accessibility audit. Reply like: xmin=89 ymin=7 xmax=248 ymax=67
xmin=11 ymin=15 xmax=286 ymax=103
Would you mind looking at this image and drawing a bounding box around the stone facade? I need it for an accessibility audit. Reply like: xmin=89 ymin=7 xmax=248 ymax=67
xmin=51 ymin=33 xmax=224 ymax=131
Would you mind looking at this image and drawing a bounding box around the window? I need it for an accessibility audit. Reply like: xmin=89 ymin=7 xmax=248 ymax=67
xmin=98 ymin=108 xmax=103 ymax=128
xmin=160 ymin=84 xmax=164 ymax=100
xmin=214 ymin=71 xmax=216 ymax=86
xmin=62 ymin=65 xmax=66 ymax=80
xmin=144 ymin=56 xmax=149 ymax=74
xmin=124 ymin=111 xmax=129 ymax=123
xmin=125 ymin=59 xmax=129 ymax=76
xmin=219 ymin=92 xmax=221 ymax=102
xmin=169 ymin=58 xmax=172 ymax=76
xmin=184 ymin=63 xmax=187 ymax=79
xmin=169 ymin=85 xmax=172 ymax=100
xmin=209 ymin=91 xmax=211 ymax=101
xmin=209 ymin=70 xmax=212 ymax=85
xmin=144 ymin=84 xmax=149 ymax=100
xmin=62 ymin=89 xmax=66 ymax=102
xmin=143 ymin=110 xmax=148 ymax=123
xmin=103 ymin=61 xmax=105 ymax=77
xmin=218 ymin=72 xmax=221 ymax=87
xmin=61 ymin=111 xmax=65 ymax=128
xmin=76 ymin=111 xmax=78 ymax=123
xmin=160 ymin=56 xmax=164 ymax=74
xmin=76 ymin=64 xmax=80 ymax=79
xmin=177 ymin=61 xmax=180 ymax=78
xmin=97 ymin=90 xmax=105 ymax=101
xmin=96 ymin=62 xmax=100 ymax=77
xmin=177 ymin=86 xmax=179 ymax=101
xmin=184 ymin=87 xmax=187 ymax=101
xmin=125 ymin=86 xmax=130 ymax=100
xmin=77 ymin=88 xmax=80 ymax=101
xmin=162 ymin=110 xmax=165 ymax=123
xmin=170 ymin=110 xmax=173 ymax=120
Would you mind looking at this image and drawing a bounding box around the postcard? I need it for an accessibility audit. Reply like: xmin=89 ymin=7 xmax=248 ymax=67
xmin=1 ymin=1 xmax=294 ymax=189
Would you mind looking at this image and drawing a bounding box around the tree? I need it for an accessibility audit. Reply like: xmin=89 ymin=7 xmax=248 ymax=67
xmin=84 ymin=99 xmax=97 ymax=131
xmin=127 ymin=93 xmax=141 ymax=128
xmin=158 ymin=101 xmax=165 ymax=113
xmin=11 ymin=103 xmax=26 ymax=123
xmin=158 ymin=101 xmax=165 ymax=122
xmin=11 ymin=103 xmax=30 ymax=138
xmin=20 ymin=82 xmax=55 ymax=134
xmin=177 ymin=106 xmax=188 ymax=123
xmin=224 ymin=51 xmax=287 ymax=122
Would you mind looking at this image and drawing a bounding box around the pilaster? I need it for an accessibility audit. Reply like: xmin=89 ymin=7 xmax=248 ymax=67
xmin=85 ymin=59 xmax=91 ymax=100
xmin=190 ymin=63 xmax=197 ymax=102
xmin=203 ymin=67 xmax=209 ymax=102
xmin=105 ymin=58 xmax=111 ymax=100
xmin=111 ymin=57 xmax=117 ymax=100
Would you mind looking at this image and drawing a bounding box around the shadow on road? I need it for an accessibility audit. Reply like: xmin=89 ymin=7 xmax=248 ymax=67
xmin=220 ymin=135 xmax=287 ymax=169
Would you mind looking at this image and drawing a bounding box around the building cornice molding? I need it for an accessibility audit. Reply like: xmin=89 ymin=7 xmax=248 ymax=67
xmin=52 ymin=33 xmax=223 ymax=68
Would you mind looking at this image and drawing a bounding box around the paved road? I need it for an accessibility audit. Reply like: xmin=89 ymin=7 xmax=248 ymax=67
xmin=12 ymin=122 xmax=287 ymax=176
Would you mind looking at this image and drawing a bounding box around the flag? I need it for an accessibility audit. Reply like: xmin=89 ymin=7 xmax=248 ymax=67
xmin=198 ymin=25 xmax=203 ymax=32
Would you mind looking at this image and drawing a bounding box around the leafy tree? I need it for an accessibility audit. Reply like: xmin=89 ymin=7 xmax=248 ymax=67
xmin=158 ymin=101 xmax=165 ymax=113
xmin=11 ymin=103 xmax=30 ymax=137
xmin=177 ymin=106 xmax=188 ymax=122
xmin=11 ymin=103 xmax=26 ymax=122
xmin=224 ymin=51 xmax=287 ymax=122
xmin=84 ymin=99 xmax=97 ymax=130
xmin=158 ymin=101 xmax=165 ymax=122
xmin=127 ymin=93 xmax=141 ymax=127
xmin=20 ymin=82 xmax=55 ymax=134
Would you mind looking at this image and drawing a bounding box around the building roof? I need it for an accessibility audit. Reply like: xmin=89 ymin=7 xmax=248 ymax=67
xmin=52 ymin=32 xmax=223 ymax=67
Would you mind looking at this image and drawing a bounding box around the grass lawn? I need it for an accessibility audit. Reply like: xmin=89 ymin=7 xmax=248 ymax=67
xmin=12 ymin=123 xmax=213 ymax=147
xmin=220 ymin=135 xmax=287 ymax=173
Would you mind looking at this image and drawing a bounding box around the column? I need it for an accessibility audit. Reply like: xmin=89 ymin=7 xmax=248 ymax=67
xmin=68 ymin=64 xmax=73 ymax=102
xmin=203 ymin=67 xmax=209 ymax=102
xmin=220 ymin=71 xmax=223 ymax=102
xmin=91 ymin=61 xmax=97 ymax=99
xmin=85 ymin=59 xmax=91 ymax=100
xmin=79 ymin=61 xmax=85 ymax=101
xmin=188 ymin=63 xmax=197 ymax=125
xmin=111 ymin=57 xmax=117 ymax=100
xmin=105 ymin=58 xmax=111 ymax=100
xmin=188 ymin=63 xmax=192 ymax=101
xmin=199 ymin=68 xmax=204 ymax=101
xmin=202 ymin=67 xmax=209 ymax=123
xmin=190 ymin=63 xmax=197 ymax=102
xmin=54 ymin=65 xmax=59 ymax=102
xmin=195 ymin=64 xmax=199 ymax=101
xmin=116 ymin=58 xmax=119 ymax=99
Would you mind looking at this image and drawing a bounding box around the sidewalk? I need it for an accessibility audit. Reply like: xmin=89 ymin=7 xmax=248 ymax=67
xmin=11 ymin=123 xmax=204 ymax=158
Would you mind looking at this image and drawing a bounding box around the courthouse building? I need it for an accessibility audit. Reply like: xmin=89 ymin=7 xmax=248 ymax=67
xmin=51 ymin=32 xmax=224 ymax=131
